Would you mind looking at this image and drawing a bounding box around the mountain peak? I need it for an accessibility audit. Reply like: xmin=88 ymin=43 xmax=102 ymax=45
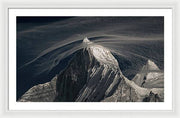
xmin=146 ymin=59 xmax=159 ymax=71
xmin=83 ymin=37 xmax=92 ymax=44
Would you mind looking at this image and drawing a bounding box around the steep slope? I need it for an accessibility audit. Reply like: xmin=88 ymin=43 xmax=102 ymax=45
xmin=18 ymin=38 xmax=164 ymax=102
xmin=18 ymin=75 xmax=57 ymax=102
xmin=55 ymin=38 xmax=121 ymax=102
xmin=102 ymin=60 xmax=164 ymax=102
xmin=18 ymin=38 xmax=122 ymax=102
xmin=132 ymin=59 xmax=164 ymax=88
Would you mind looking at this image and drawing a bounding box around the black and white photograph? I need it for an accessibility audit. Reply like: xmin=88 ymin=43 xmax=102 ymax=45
xmin=6 ymin=8 xmax=173 ymax=111
xmin=16 ymin=16 xmax=164 ymax=102
xmin=1 ymin=0 xmax=180 ymax=117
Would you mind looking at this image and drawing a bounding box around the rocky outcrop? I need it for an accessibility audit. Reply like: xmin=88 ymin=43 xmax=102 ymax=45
xmin=18 ymin=76 xmax=57 ymax=102
xmin=132 ymin=60 xmax=164 ymax=88
xmin=101 ymin=78 xmax=138 ymax=102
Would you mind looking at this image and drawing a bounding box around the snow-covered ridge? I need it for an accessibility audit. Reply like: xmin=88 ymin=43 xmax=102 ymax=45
xmin=102 ymin=59 xmax=164 ymax=102
xmin=83 ymin=37 xmax=119 ymax=67
xmin=132 ymin=59 xmax=164 ymax=89
xmin=146 ymin=60 xmax=160 ymax=71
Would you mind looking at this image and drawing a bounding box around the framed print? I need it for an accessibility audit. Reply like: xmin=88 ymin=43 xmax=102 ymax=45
xmin=7 ymin=8 xmax=173 ymax=111
xmin=1 ymin=0 xmax=180 ymax=117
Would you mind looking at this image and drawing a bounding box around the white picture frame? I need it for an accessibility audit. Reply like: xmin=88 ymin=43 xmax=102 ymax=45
xmin=0 ymin=0 xmax=179 ymax=117
xmin=9 ymin=8 xmax=172 ymax=111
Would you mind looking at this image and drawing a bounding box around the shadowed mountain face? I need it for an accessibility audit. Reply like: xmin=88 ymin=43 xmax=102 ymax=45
xmin=18 ymin=39 xmax=164 ymax=102
xmin=17 ymin=17 xmax=164 ymax=100
xmin=19 ymin=39 xmax=122 ymax=102
xmin=55 ymin=49 xmax=90 ymax=102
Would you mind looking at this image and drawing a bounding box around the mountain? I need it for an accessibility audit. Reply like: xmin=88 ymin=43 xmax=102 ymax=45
xmin=102 ymin=60 xmax=164 ymax=102
xmin=18 ymin=38 xmax=164 ymax=102
xmin=18 ymin=75 xmax=57 ymax=102
xmin=132 ymin=59 xmax=164 ymax=88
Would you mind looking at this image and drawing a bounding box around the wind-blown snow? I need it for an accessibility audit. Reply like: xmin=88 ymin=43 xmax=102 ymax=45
xmin=19 ymin=39 xmax=164 ymax=102
xmin=90 ymin=45 xmax=118 ymax=66
xmin=83 ymin=37 xmax=119 ymax=67
xmin=17 ymin=17 xmax=164 ymax=100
